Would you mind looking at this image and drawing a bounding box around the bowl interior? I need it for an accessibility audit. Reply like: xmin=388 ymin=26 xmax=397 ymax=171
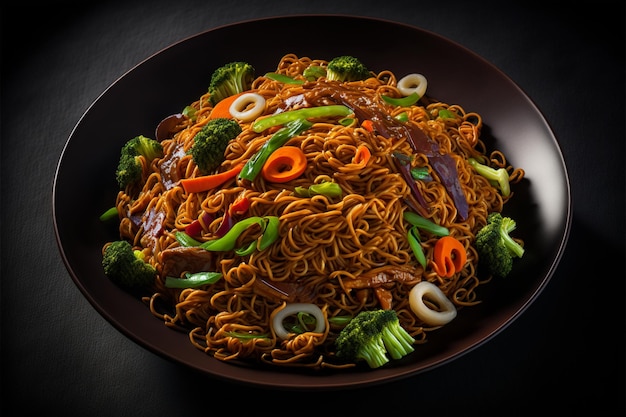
xmin=53 ymin=15 xmax=571 ymax=389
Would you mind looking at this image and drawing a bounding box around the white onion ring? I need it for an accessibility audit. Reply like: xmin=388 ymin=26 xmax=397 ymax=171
xmin=272 ymin=303 xmax=325 ymax=340
xmin=397 ymin=73 xmax=428 ymax=98
xmin=229 ymin=92 xmax=265 ymax=122
xmin=409 ymin=281 xmax=457 ymax=326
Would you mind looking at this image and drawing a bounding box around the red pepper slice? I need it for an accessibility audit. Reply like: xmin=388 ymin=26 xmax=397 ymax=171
xmin=229 ymin=195 xmax=250 ymax=216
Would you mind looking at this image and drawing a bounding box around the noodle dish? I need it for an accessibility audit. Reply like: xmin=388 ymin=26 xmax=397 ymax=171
xmin=98 ymin=53 xmax=527 ymax=371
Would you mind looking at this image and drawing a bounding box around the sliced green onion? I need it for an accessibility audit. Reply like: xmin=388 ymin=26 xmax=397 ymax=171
xmin=294 ymin=182 xmax=343 ymax=198
xmin=407 ymin=226 xmax=427 ymax=269
xmin=381 ymin=92 xmax=419 ymax=107
xmin=224 ymin=331 xmax=270 ymax=340
xmin=404 ymin=211 xmax=450 ymax=237
xmin=410 ymin=166 xmax=433 ymax=181
xmin=394 ymin=112 xmax=409 ymax=123
xmin=339 ymin=117 xmax=356 ymax=127
xmin=328 ymin=315 xmax=353 ymax=326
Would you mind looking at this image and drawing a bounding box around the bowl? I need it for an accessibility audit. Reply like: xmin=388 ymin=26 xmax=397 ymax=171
xmin=53 ymin=15 xmax=571 ymax=389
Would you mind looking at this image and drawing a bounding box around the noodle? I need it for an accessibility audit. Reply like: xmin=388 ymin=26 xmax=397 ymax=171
xmin=109 ymin=54 xmax=524 ymax=369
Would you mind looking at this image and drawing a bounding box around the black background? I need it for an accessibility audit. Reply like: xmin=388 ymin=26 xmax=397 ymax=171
xmin=2 ymin=1 xmax=624 ymax=415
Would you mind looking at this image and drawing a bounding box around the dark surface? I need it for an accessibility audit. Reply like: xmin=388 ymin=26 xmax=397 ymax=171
xmin=2 ymin=0 xmax=624 ymax=415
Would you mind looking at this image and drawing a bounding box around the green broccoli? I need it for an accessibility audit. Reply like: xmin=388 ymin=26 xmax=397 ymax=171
xmin=335 ymin=309 xmax=415 ymax=368
xmin=326 ymin=55 xmax=371 ymax=82
xmin=115 ymin=135 xmax=163 ymax=188
xmin=102 ymin=240 xmax=156 ymax=288
xmin=189 ymin=117 xmax=242 ymax=174
xmin=475 ymin=212 xmax=525 ymax=278
xmin=208 ymin=61 xmax=255 ymax=106
xmin=468 ymin=158 xmax=511 ymax=197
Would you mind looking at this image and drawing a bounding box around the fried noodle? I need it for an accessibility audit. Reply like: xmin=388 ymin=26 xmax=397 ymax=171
xmin=111 ymin=54 xmax=524 ymax=369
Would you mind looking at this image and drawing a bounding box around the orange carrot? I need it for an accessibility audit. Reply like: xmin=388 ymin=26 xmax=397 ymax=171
xmin=209 ymin=92 xmax=247 ymax=119
xmin=180 ymin=163 xmax=244 ymax=193
xmin=352 ymin=144 xmax=372 ymax=167
xmin=261 ymin=146 xmax=307 ymax=183
xmin=361 ymin=119 xmax=375 ymax=132
xmin=432 ymin=236 xmax=467 ymax=278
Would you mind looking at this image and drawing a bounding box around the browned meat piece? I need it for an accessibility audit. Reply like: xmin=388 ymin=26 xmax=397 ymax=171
xmin=159 ymin=246 xmax=217 ymax=278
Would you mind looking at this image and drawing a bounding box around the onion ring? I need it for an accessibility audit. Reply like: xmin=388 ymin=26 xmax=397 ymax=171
xmin=409 ymin=281 xmax=457 ymax=326
xmin=397 ymin=73 xmax=428 ymax=98
xmin=229 ymin=92 xmax=265 ymax=122
xmin=272 ymin=303 xmax=325 ymax=339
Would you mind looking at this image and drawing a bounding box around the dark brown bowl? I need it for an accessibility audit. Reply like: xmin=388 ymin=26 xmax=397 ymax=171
xmin=53 ymin=15 xmax=571 ymax=389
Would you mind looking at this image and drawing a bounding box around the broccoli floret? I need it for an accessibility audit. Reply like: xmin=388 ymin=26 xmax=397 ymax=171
xmin=475 ymin=212 xmax=525 ymax=278
xmin=468 ymin=158 xmax=511 ymax=197
xmin=189 ymin=118 xmax=242 ymax=174
xmin=208 ymin=61 xmax=255 ymax=106
xmin=102 ymin=240 xmax=156 ymax=288
xmin=326 ymin=55 xmax=371 ymax=82
xmin=335 ymin=309 xmax=415 ymax=368
xmin=115 ymin=135 xmax=163 ymax=188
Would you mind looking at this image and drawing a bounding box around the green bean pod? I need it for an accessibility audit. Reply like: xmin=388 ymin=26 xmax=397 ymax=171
xmin=200 ymin=216 xmax=265 ymax=251
xmin=403 ymin=211 xmax=450 ymax=237
xmin=164 ymin=271 xmax=223 ymax=288
xmin=251 ymin=105 xmax=352 ymax=133
xmin=264 ymin=72 xmax=304 ymax=85
xmin=239 ymin=118 xmax=312 ymax=182
xmin=407 ymin=226 xmax=427 ymax=269
xmin=258 ymin=216 xmax=280 ymax=251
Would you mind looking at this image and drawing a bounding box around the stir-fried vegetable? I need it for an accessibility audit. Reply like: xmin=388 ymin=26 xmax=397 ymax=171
xmin=468 ymin=157 xmax=511 ymax=197
xmin=396 ymin=73 xmax=428 ymax=98
xmin=403 ymin=211 xmax=449 ymax=237
xmin=432 ymin=236 xmax=467 ymax=278
xmin=294 ymin=182 xmax=343 ymax=198
xmin=165 ymin=271 xmax=223 ymax=289
xmin=229 ymin=92 xmax=266 ymax=122
xmin=175 ymin=216 xmax=279 ymax=254
xmin=407 ymin=226 xmax=427 ymax=269
xmin=381 ymin=92 xmax=420 ymax=107
xmin=272 ymin=303 xmax=326 ymax=339
xmin=351 ymin=144 xmax=372 ymax=167
xmin=264 ymin=72 xmax=304 ymax=84
xmin=239 ymin=118 xmax=312 ymax=182
xmin=409 ymin=281 xmax=457 ymax=326
xmin=261 ymin=146 xmax=308 ymax=183
xmin=180 ymin=163 xmax=244 ymax=193
xmin=251 ymin=105 xmax=352 ymax=133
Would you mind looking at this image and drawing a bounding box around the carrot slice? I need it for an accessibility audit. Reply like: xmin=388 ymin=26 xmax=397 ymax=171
xmin=180 ymin=163 xmax=244 ymax=193
xmin=261 ymin=146 xmax=307 ymax=183
xmin=352 ymin=144 xmax=372 ymax=167
xmin=209 ymin=92 xmax=247 ymax=119
xmin=361 ymin=119 xmax=375 ymax=132
xmin=432 ymin=236 xmax=467 ymax=278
